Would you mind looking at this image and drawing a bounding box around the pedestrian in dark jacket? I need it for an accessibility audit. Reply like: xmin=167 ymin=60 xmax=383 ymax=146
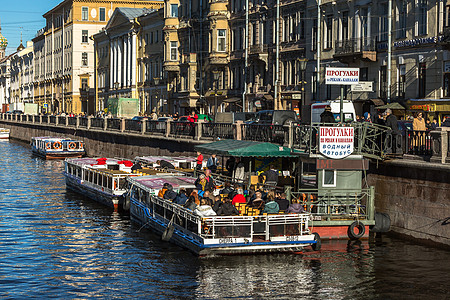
xmin=157 ymin=160 xmax=175 ymax=170
xmin=385 ymin=109 xmax=399 ymax=133
xmin=216 ymin=198 xmax=239 ymax=216
xmin=184 ymin=196 xmax=198 ymax=211
xmin=320 ymin=105 xmax=335 ymax=123
xmin=173 ymin=189 xmax=188 ymax=205
xmin=285 ymin=199 xmax=305 ymax=214
xmin=275 ymin=193 xmax=290 ymax=211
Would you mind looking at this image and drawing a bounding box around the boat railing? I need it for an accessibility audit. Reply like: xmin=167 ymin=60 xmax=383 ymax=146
xmin=290 ymin=187 xmax=375 ymax=222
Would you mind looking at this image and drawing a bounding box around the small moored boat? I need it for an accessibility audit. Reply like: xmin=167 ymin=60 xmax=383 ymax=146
xmin=31 ymin=137 xmax=85 ymax=159
xmin=0 ymin=128 xmax=10 ymax=139
xmin=128 ymin=175 xmax=320 ymax=256
xmin=64 ymin=157 xmax=140 ymax=210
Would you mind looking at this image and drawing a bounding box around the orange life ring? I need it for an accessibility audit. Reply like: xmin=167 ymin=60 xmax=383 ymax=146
xmin=79 ymin=142 xmax=83 ymax=149
xmin=45 ymin=142 xmax=51 ymax=149
xmin=113 ymin=180 xmax=117 ymax=190
xmin=53 ymin=141 xmax=62 ymax=149
xmin=68 ymin=142 xmax=76 ymax=150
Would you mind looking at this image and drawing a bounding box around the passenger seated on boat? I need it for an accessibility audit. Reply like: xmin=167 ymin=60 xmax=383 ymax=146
xmin=163 ymin=185 xmax=178 ymax=201
xmin=262 ymin=195 xmax=280 ymax=214
xmin=131 ymin=162 xmax=142 ymax=172
xmin=275 ymin=193 xmax=290 ymax=211
xmin=194 ymin=199 xmax=217 ymax=217
xmin=195 ymin=174 xmax=207 ymax=192
xmin=184 ymin=196 xmax=198 ymax=211
xmin=212 ymin=195 xmax=222 ymax=212
xmin=173 ymin=188 xmax=188 ymax=205
xmin=285 ymin=198 xmax=305 ymax=214
xmin=231 ymin=188 xmax=246 ymax=205
xmin=220 ymin=182 xmax=234 ymax=195
xmin=201 ymin=190 xmax=215 ymax=206
xmin=156 ymin=160 xmax=175 ymax=170
xmin=216 ymin=197 xmax=239 ymax=216
xmin=249 ymin=191 xmax=265 ymax=210
xmin=189 ymin=190 xmax=200 ymax=205
xmin=158 ymin=183 xmax=172 ymax=198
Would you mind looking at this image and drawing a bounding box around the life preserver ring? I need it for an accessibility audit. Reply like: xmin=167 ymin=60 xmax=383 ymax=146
xmin=348 ymin=221 xmax=365 ymax=240
xmin=311 ymin=232 xmax=322 ymax=251
xmin=79 ymin=142 xmax=83 ymax=149
xmin=68 ymin=142 xmax=76 ymax=150
xmin=45 ymin=142 xmax=51 ymax=149
xmin=113 ymin=180 xmax=117 ymax=190
xmin=53 ymin=141 xmax=62 ymax=149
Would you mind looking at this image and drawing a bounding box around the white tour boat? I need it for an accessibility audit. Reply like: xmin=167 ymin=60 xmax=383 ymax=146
xmin=31 ymin=136 xmax=85 ymax=159
xmin=64 ymin=157 xmax=140 ymax=210
xmin=0 ymin=128 xmax=10 ymax=139
xmin=128 ymin=175 xmax=321 ymax=256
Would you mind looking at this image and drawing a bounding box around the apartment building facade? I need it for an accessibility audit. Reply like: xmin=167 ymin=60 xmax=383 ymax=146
xmin=10 ymin=41 xmax=34 ymax=110
xmin=32 ymin=0 xmax=163 ymax=115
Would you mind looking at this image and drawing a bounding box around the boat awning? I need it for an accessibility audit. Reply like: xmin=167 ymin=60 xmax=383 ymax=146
xmin=194 ymin=140 xmax=297 ymax=157
xmin=223 ymin=97 xmax=241 ymax=103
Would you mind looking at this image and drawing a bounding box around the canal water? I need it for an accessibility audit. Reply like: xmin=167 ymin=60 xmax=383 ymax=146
xmin=0 ymin=140 xmax=448 ymax=299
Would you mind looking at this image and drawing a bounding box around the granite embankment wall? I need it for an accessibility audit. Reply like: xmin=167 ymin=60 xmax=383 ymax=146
xmin=368 ymin=160 xmax=450 ymax=248
xmin=3 ymin=122 xmax=201 ymax=158
xmin=2 ymin=121 xmax=449 ymax=247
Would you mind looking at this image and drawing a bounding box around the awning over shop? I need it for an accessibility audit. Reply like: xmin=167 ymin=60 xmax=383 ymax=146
xmin=353 ymin=98 xmax=385 ymax=106
xmin=195 ymin=140 xmax=297 ymax=157
xmin=376 ymin=102 xmax=405 ymax=110
xmin=223 ymin=97 xmax=241 ymax=103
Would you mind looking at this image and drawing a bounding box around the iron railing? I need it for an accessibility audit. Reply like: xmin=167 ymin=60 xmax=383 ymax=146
xmin=335 ymin=37 xmax=377 ymax=55
xmin=406 ymin=130 xmax=433 ymax=156
xmin=145 ymin=120 xmax=166 ymax=135
xmin=79 ymin=117 xmax=88 ymax=128
xmin=125 ymin=119 xmax=141 ymax=132
xmin=107 ymin=118 xmax=121 ymax=131
xmin=242 ymin=124 xmax=288 ymax=145
xmin=90 ymin=118 xmax=104 ymax=129
xmin=170 ymin=121 xmax=196 ymax=137
xmin=202 ymin=123 xmax=234 ymax=140
xmin=68 ymin=117 xmax=77 ymax=126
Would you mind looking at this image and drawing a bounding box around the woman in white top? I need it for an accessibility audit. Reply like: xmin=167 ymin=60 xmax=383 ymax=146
xmin=194 ymin=199 xmax=217 ymax=217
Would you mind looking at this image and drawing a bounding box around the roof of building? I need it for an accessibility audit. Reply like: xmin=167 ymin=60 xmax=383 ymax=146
xmin=116 ymin=7 xmax=156 ymax=20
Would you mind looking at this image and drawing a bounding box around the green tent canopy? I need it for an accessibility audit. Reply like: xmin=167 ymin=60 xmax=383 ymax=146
xmin=376 ymin=102 xmax=405 ymax=110
xmin=194 ymin=140 xmax=297 ymax=157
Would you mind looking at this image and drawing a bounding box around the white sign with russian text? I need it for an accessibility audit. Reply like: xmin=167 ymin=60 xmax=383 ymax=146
xmin=319 ymin=127 xmax=354 ymax=159
xmin=325 ymin=68 xmax=360 ymax=85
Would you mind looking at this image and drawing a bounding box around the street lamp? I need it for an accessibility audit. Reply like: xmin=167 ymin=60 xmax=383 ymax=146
xmin=297 ymin=58 xmax=308 ymax=108
xmin=212 ymin=69 xmax=220 ymax=117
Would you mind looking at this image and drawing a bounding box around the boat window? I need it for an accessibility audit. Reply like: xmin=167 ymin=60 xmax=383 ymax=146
xmin=107 ymin=177 xmax=112 ymax=189
xmin=119 ymin=178 xmax=126 ymax=190
xmin=322 ymin=170 xmax=336 ymax=187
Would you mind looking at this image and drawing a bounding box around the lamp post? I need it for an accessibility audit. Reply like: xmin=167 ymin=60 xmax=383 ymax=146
xmin=212 ymin=69 xmax=220 ymax=116
xmin=298 ymin=58 xmax=307 ymax=108
xmin=153 ymin=77 xmax=160 ymax=114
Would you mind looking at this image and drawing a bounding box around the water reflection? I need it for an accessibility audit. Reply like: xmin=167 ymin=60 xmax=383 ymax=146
xmin=0 ymin=140 xmax=449 ymax=299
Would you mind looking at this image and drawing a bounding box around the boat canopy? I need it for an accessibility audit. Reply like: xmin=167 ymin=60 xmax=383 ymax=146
xmin=194 ymin=140 xmax=297 ymax=157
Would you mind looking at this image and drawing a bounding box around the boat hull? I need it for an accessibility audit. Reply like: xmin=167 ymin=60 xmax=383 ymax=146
xmin=311 ymin=225 xmax=370 ymax=240
xmin=131 ymin=199 xmax=315 ymax=256
xmin=32 ymin=148 xmax=84 ymax=160
xmin=65 ymin=174 xmax=123 ymax=210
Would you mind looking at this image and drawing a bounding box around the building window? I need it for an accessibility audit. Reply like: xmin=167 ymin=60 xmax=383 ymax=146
xmin=418 ymin=0 xmax=427 ymax=35
xmin=398 ymin=64 xmax=406 ymax=99
xmin=82 ymin=52 xmax=88 ymax=66
xmin=217 ymin=29 xmax=226 ymax=52
xmin=82 ymin=30 xmax=88 ymax=43
xmin=360 ymin=67 xmax=368 ymax=81
xmin=397 ymin=0 xmax=407 ymax=39
xmin=150 ymin=32 xmax=154 ymax=44
xmin=380 ymin=66 xmax=387 ymax=99
xmin=380 ymin=4 xmax=388 ymax=41
xmin=444 ymin=63 xmax=450 ymax=97
xmin=312 ymin=19 xmax=317 ymax=51
xmin=81 ymin=78 xmax=89 ymax=90
xmin=170 ymin=41 xmax=177 ymax=61
xmin=418 ymin=62 xmax=426 ymax=98
xmin=325 ymin=15 xmax=333 ymax=49
xmin=322 ymin=170 xmax=336 ymax=187
xmin=99 ymin=7 xmax=106 ymax=22
xmin=171 ymin=4 xmax=178 ymax=17
xmin=82 ymin=7 xmax=89 ymax=21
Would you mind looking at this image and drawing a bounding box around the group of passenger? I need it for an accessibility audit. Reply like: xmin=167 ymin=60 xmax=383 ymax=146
xmin=157 ymin=171 xmax=306 ymax=218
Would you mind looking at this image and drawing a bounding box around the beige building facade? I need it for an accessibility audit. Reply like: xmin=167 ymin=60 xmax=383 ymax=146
xmin=32 ymin=0 xmax=163 ymax=115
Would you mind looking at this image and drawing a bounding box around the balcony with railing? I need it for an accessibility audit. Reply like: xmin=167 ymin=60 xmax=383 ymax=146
xmin=334 ymin=37 xmax=377 ymax=62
